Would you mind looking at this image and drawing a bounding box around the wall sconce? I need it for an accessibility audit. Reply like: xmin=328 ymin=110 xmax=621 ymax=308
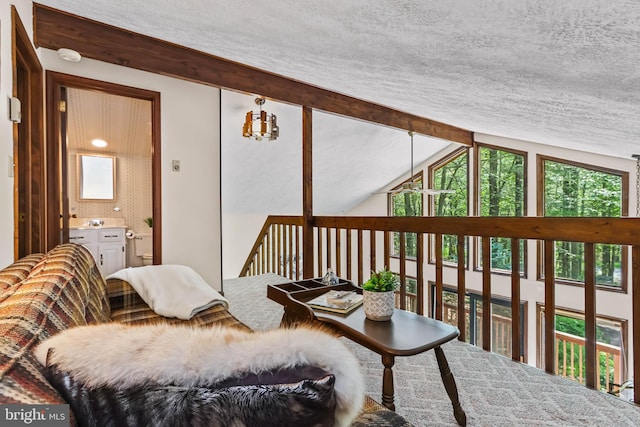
xmin=242 ymin=98 xmax=279 ymax=141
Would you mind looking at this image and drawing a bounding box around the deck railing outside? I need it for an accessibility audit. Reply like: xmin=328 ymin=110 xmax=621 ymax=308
xmin=239 ymin=215 xmax=640 ymax=404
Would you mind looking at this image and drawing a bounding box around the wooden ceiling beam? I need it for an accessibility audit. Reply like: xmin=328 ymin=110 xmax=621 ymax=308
xmin=33 ymin=4 xmax=473 ymax=146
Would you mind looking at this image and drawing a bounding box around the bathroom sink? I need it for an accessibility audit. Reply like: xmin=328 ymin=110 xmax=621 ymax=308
xmin=69 ymin=217 xmax=127 ymax=229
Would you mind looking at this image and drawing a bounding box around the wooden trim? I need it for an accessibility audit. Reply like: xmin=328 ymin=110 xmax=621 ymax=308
xmin=584 ymin=243 xmax=597 ymax=389
xmin=302 ymin=106 xmax=314 ymax=278
xmin=417 ymin=232 xmax=425 ymax=315
xmin=12 ymin=6 xmax=45 ymax=256
xmin=457 ymin=235 xmax=466 ymax=341
xmin=633 ymin=245 xmax=640 ymax=404
xmin=45 ymin=72 xmax=162 ymax=262
xmin=544 ymin=240 xmax=556 ymax=374
xmin=314 ymin=216 xmax=640 ymax=245
xmin=482 ymin=237 xmax=492 ymax=351
xmin=435 ymin=233 xmax=443 ymax=320
xmin=511 ymin=238 xmax=521 ymax=361
xmin=33 ymin=4 xmax=472 ymax=145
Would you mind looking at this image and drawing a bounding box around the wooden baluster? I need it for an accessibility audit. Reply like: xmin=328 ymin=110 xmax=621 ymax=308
xmin=384 ymin=231 xmax=390 ymax=272
xmin=399 ymin=232 xmax=406 ymax=310
xmin=457 ymin=235 xmax=466 ymax=342
xmin=346 ymin=229 xmax=352 ymax=281
xmin=584 ymin=242 xmax=597 ymax=389
xmin=288 ymin=224 xmax=293 ymax=279
xmin=417 ymin=232 xmax=424 ymax=315
xmin=317 ymin=227 xmax=323 ymax=276
xmin=482 ymin=236 xmax=491 ymax=352
xmin=336 ymin=228 xmax=342 ymax=277
xmin=358 ymin=229 xmax=363 ymax=285
xmin=370 ymin=230 xmax=377 ymax=273
xmin=545 ymin=240 xmax=556 ymax=375
xmin=511 ymin=238 xmax=521 ymax=361
xmin=326 ymin=227 xmax=332 ymax=271
xmin=435 ymin=233 xmax=443 ymax=320
xmin=633 ymin=245 xmax=640 ymax=404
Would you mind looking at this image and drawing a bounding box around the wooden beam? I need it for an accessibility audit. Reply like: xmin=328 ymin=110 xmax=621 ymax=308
xmin=302 ymin=107 xmax=314 ymax=278
xmin=33 ymin=4 xmax=473 ymax=145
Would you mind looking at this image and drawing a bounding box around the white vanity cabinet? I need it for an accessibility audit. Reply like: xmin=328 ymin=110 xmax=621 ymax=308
xmin=69 ymin=227 xmax=126 ymax=277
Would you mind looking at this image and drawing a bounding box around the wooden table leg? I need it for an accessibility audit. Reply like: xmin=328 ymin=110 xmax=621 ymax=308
xmin=381 ymin=353 xmax=396 ymax=411
xmin=434 ymin=346 xmax=466 ymax=426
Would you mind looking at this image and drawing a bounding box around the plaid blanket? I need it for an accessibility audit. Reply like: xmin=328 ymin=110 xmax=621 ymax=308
xmin=0 ymin=244 xmax=110 ymax=405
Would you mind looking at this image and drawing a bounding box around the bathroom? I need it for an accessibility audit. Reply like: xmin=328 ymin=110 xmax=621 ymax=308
xmin=65 ymin=87 xmax=153 ymax=270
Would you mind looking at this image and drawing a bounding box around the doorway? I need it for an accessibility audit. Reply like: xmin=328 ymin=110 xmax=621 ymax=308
xmin=45 ymin=72 xmax=162 ymax=264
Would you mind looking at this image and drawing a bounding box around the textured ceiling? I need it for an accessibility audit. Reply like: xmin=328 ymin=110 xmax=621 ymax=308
xmin=38 ymin=0 xmax=640 ymax=214
xmin=67 ymin=88 xmax=152 ymax=157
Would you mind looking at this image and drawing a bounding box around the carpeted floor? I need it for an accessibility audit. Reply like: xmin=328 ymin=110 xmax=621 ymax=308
xmin=223 ymin=273 xmax=640 ymax=426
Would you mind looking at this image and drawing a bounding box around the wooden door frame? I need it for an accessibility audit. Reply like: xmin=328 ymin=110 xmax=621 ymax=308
xmin=12 ymin=6 xmax=45 ymax=258
xmin=45 ymin=71 xmax=162 ymax=264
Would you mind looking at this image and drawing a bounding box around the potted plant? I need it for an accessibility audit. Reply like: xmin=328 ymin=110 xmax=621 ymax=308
xmin=361 ymin=267 xmax=399 ymax=321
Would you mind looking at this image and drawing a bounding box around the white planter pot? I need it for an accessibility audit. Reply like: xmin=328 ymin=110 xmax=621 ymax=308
xmin=363 ymin=290 xmax=395 ymax=321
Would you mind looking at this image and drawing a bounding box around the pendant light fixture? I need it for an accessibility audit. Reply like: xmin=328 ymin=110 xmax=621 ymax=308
xmin=242 ymin=97 xmax=279 ymax=141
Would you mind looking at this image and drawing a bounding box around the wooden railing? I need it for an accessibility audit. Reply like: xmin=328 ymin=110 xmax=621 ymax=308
xmin=556 ymin=330 xmax=622 ymax=392
xmin=239 ymin=215 xmax=640 ymax=404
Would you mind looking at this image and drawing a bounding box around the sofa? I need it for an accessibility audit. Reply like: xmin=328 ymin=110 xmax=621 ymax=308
xmin=0 ymin=243 xmax=413 ymax=426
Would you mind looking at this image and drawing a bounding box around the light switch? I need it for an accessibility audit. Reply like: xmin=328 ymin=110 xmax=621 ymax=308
xmin=8 ymin=156 xmax=14 ymax=178
xmin=172 ymin=160 xmax=180 ymax=172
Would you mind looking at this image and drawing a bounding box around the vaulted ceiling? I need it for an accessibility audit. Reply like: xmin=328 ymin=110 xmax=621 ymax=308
xmin=37 ymin=0 xmax=640 ymax=215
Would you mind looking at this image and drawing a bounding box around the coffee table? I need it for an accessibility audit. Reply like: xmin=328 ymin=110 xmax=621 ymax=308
xmin=267 ymin=279 xmax=467 ymax=426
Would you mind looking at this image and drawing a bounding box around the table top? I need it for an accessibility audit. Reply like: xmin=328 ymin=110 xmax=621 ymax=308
xmin=315 ymin=306 xmax=459 ymax=356
xmin=267 ymin=278 xmax=460 ymax=357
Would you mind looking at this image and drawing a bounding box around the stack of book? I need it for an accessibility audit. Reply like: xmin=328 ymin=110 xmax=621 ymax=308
xmin=306 ymin=290 xmax=363 ymax=314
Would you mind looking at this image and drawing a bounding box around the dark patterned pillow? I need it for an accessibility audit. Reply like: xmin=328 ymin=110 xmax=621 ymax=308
xmin=35 ymin=323 xmax=364 ymax=427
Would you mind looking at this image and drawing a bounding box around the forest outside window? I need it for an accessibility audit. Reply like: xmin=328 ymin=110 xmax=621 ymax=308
xmin=538 ymin=156 xmax=628 ymax=289
xmin=389 ymin=173 xmax=423 ymax=258
xmin=429 ymin=149 xmax=468 ymax=265
xmin=476 ymin=145 xmax=526 ymax=274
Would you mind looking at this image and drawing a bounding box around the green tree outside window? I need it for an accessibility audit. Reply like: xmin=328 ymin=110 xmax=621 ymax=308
xmin=478 ymin=147 xmax=526 ymax=272
xmin=391 ymin=177 xmax=422 ymax=257
xmin=433 ymin=152 xmax=468 ymax=264
xmin=543 ymin=160 xmax=623 ymax=287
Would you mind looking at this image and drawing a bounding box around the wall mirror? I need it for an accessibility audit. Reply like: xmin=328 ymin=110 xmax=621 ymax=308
xmin=77 ymin=154 xmax=116 ymax=201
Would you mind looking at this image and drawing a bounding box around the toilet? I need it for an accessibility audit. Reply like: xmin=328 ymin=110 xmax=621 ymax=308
xmin=134 ymin=232 xmax=153 ymax=265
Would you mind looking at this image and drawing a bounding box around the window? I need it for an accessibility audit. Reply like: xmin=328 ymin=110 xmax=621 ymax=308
xmin=429 ymin=149 xmax=468 ymax=265
xmin=539 ymin=156 xmax=628 ymax=288
xmin=389 ymin=174 xmax=423 ymax=258
xmin=434 ymin=285 xmax=526 ymax=360
xmin=476 ymin=145 xmax=526 ymax=273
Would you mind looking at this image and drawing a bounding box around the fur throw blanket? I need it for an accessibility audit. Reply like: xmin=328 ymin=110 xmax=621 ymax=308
xmin=35 ymin=323 xmax=365 ymax=427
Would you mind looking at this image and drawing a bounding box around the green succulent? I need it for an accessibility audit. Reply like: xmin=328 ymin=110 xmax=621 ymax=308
xmin=362 ymin=268 xmax=399 ymax=292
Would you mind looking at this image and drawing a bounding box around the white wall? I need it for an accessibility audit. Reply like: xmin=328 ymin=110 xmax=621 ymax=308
xmin=40 ymin=49 xmax=223 ymax=289
xmin=222 ymin=213 xmax=268 ymax=279
xmin=0 ymin=1 xmax=33 ymax=267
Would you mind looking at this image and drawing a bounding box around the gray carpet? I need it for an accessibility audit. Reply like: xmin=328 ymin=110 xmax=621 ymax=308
xmin=223 ymin=274 xmax=640 ymax=426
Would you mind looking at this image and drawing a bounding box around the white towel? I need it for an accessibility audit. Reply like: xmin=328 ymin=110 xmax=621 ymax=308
xmin=106 ymin=265 xmax=229 ymax=320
